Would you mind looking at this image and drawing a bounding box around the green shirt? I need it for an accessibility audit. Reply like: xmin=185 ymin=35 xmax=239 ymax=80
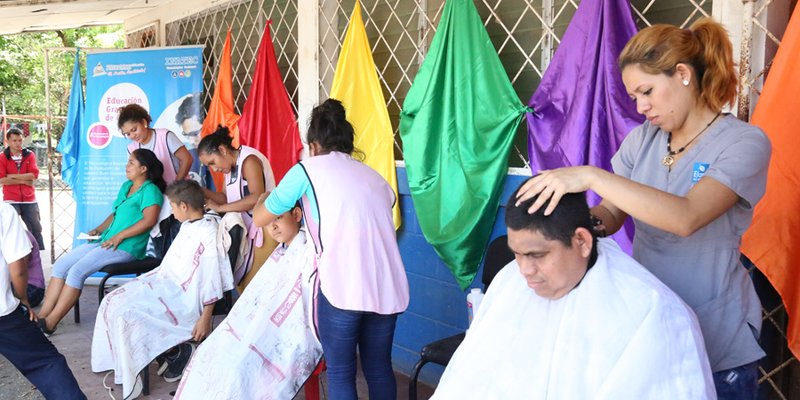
xmin=100 ymin=180 xmax=163 ymax=259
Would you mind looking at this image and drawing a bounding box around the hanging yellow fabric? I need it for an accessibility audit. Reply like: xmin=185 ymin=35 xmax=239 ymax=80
xmin=330 ymin=1 xmax=401 ymax=229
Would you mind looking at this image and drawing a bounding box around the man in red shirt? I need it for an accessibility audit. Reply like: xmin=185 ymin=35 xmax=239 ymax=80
xmin=0 ymin=128 xmax=44 ymax=250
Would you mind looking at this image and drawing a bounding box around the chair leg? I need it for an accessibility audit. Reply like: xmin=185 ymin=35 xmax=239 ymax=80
xmin=141 ymin=364 xmax=150 ymax=396
xmin=304 ymin=373 xmax=320 ymax=400
xmin=304 ymin=360 xmax=326 ymax=400
xmin=73 ymin=300 xmax=80 ymax=324
xmin=409 ymin=359 xmax=428 ymax=400
xmin=98 ymin=273 xmax=113 ymax=303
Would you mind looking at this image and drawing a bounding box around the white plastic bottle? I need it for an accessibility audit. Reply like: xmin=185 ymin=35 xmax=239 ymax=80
xmin=466 ymin=288 xmax=484 ymax=326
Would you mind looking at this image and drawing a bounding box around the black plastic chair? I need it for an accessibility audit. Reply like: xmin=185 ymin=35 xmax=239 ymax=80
xmin=72 ymin=215 xmax=182 ymax=324
xmin=408 ymin=235 xmax=515 ymax=400
xmin=211 ymin=224 xmax=243 ymax=316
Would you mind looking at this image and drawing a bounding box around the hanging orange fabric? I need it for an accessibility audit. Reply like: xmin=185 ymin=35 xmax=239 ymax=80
xmin=741 ymin=5 xmax=800 ymax=358
xmin=201 ymin=28 xmax=240 ymax=192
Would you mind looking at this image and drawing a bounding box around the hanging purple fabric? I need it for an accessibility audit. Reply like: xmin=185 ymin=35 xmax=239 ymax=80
xmin=526 ymin=0 xmax=643 ymax=252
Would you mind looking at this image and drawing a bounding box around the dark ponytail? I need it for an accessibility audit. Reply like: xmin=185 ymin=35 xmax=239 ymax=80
xmin=131 ymin=148 xmax=167 ymax=193
xmin=197 ymin=125 xmax=236 ymax=156
xmin=307 ymin=99 xmax=360 ymax=156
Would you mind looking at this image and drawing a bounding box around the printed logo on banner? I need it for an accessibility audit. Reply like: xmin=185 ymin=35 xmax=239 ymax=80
xmin=86 ymin=123 xmax=112 ymax=149
xmin=93 ymin=62 xmax=107 ymax=77
xmin=104 ymin=62 xmax=146 ymax=77
xmin=164 ymin=55 xmax=200 ymax=80
xmin=692 ymin=162 xmax=710 ymax=183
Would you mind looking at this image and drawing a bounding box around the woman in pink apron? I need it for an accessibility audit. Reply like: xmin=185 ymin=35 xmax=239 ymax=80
xmin=253 ymin=99 xmax=409 ymax=400
xmin=118 ymin=104 xmax=194 ymax=184
xmin=198 ymin=127 xmax=276 ymax=290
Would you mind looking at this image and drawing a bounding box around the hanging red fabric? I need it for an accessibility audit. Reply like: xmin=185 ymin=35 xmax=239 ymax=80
xmin=238 ymin=21 xmax=302 ymax=183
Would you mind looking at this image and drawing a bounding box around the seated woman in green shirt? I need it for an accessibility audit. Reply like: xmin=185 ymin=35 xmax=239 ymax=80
xmin=37 ymin=149 xmax=166 ymax=335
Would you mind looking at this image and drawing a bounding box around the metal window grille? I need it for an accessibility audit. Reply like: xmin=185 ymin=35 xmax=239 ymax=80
xmin=317 ymin=0 xmax=713 ymax=168
xmin=739 ymin=1 xmax=799 ymax=397
xmin=165 ymin=0 xmax=299 ymax=115
xmin=126 ymin=22 xmax=159 ymax=48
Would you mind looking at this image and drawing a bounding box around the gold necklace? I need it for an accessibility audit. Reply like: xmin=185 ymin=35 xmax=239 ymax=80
xmin=662 ymin=113 xmax=721 ymax=167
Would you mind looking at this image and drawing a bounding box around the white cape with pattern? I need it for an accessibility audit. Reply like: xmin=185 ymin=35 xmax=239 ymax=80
xmin=175 ymin=230 xmax=322 ymax=400
xmin=91 ymin=217 xmax=234 ymax=398
xmin=432 ymin=239 xmax=716 ymax=400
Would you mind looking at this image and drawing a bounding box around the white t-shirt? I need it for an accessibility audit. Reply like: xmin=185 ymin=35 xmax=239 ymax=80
xmin=0 ymin=202 xmax=33 ymax=317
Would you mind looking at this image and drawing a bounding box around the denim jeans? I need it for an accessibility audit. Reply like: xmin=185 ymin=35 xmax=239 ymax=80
xmin=317 ymin=290 xmax=398 ymax=400
xmin=713 ymin=361 xmax=759 ymax=400
xmin=0 ymin=305 xmax=86 ymax=399
xmin=51 ymin=242 xmax=134 ymax=289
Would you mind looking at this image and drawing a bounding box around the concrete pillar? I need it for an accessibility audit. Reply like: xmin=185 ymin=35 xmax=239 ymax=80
xmin=297 ymin=0 xmax=320 ymax=145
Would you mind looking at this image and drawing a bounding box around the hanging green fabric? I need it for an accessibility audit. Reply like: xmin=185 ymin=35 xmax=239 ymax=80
xmin=399 ymin=0 xmax=528 ymax=289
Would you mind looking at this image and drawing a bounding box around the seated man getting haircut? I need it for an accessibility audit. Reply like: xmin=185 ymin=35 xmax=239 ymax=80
xmin=431 ymin=181 xmax=715 ymax=399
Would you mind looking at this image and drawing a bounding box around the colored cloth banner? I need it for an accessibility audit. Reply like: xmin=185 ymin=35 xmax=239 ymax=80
xmin=74 ymin=47 xmax=203 ymax=246
xmin=238 ymin=22 xmax=302 ymax=184
xmin=201 ymin=29 xmax=240 ymax=192
xmin=330 ymin=1 xmax=401 ymax=229
xmin=400 ymin=0 xmax=528 ymax=289
xmin=57 ymin=50 xmax=84 ymax=190
xmin=741 ymin=4 xmax=800 ymax=358
xmin=526 ymin=0 xmax=643 ymax=252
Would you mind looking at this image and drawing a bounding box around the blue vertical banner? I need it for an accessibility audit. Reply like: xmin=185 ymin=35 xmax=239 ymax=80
xmin=73 ymin=46 xmax=204 ymax=242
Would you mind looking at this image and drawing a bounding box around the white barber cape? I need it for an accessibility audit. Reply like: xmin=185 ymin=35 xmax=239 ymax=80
xmin=175 ymin=229 xmax=322 ymax=400
xmin=91 ymin=217 xmax=233 ymax=399
xmin=432 ymin=239 xmax=715 ymax=400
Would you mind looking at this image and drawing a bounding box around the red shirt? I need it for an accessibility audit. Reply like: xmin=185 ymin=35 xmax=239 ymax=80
xmin=0 ymin=148 xmax=39 ymax=202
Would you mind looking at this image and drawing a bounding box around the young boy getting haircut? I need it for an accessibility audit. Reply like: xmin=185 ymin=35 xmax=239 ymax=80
xmin=91 ymin=180 xmax=233 ymax=399
xmin=176 ymin=205 xmax=322 ymax=400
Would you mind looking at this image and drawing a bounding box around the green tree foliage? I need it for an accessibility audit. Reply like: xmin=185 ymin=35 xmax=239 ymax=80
xmin=0 ymin=26 xmax=124 ymax=140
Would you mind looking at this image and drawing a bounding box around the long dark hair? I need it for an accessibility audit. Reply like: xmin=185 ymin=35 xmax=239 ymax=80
xmin=131 ymin=148 xmax=166 ymax=193
xmin=307 ymin=99 xmax=361 ymax=157
xmin=197 ymin=125 xmax=236 ymax=156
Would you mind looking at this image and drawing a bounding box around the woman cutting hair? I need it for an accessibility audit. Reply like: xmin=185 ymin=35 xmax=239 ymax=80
xmin=516 ymin=18 xmax=771 ymax=399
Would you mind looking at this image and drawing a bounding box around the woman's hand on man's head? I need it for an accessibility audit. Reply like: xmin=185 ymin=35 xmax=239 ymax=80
xmin=516 ymin=166 xmax=599 ymax=216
